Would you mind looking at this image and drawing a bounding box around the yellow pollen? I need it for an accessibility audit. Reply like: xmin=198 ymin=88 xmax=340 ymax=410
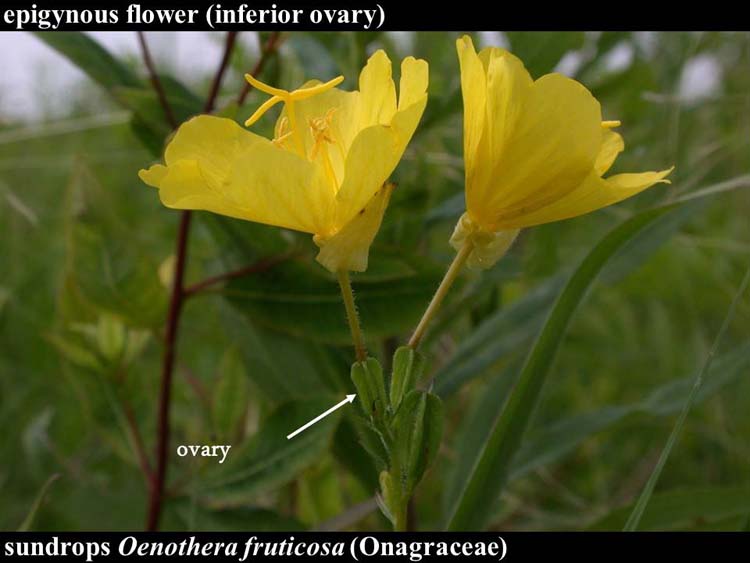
xmin=602 ymin=120 xmax=622 ymax=129
xmin=309 ymin=109 xmax=339 ymax=190
xmin=271 ymin=117 xmax=293 ymax=149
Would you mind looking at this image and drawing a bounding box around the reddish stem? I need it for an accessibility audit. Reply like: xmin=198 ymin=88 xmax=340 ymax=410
xmin=145 ymin=210 xmax=192 ymax=531
xmin=142 ymin=30 xmax=281 ymax=532
xmin=136 ymin=32 xmax=177 ymax=129
xmin=121 ymin=396 xmax=154 ymax=488
xmin=204 ymin=32 xmax=238 ymax=113
xmin=183 ymin=253 xmax=294 ymax=298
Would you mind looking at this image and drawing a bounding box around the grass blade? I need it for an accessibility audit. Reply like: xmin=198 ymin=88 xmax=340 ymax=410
xmin=446 ymin=205 xmax=676 ymax=530
xmin=623 ymin=262 xmax=750 ymax=531
xmin=590 ymin=487 xmax=750 ymax=530
xmin=17 ymin=474 xmax=60 ymax=531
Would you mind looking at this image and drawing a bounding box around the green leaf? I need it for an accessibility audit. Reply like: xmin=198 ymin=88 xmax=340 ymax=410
xmin=351 ymin=358 xmax=388 ymax=422
xmin=599 ymin=200 xmax=702 ymax=284
xmin=297 ymin=459 xmax=344 ymax=525
xmin=45 ymin=333 xmax=103 ymax=372
xmin=172 ymin=501 xmax=305 ymax=531
xmin=37 ymin=32 xmax=205 ymax=156
xmin=200 ymin=397 xmax=340 ymax=508
xmin=442 ymin=362 xmax=521 ymax=518
xmin=332 ymin=417 xmax=381 ymax=489
xmin=224 ymin=252 xmax=442 ymax=344
xmin=212 ymin=348 xmax=249 ymax=443
xmin=96 ymin=313 xmax=126 ymax=363
xmin=117 ymin=77 xmax=204 ymax=152
xmin=18 ymin=474 xmax=60 ymax=531
xmin=449 ymin=340 xmax=750 ymax=486
xmin=623 ymin=263 xmax=750 ymax=531
xmin=36 ymin=32 xmax=140 ymax=92
xmin=62 ymin=162 xmax=168 ymax=327
xmin=389 ymin=346 xmax=426 ymax=412
xmin=218 ymin=302 xmax=346 ymax=403
xmin=589 ymin=488 xmax=750 ymax=530
xmin=446 ymin=204 xmax=676 ymax=530
xmin=392 ymin=390 xmax=444 ymax=495
xmin=434 ymin=276 xmax=564 ymax=397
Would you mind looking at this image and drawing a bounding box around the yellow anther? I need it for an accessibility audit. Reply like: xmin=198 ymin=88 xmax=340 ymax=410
xmin=309 ymin=108 xmax=337 ymax=154
xmin=308 ymin=108 xmax=336 ymax=143
xmin=602 ymin=120 xmax=622 ymax=129
xmin=275 ymin=116 xmax=289 ymax=139
xmin=272 ymin=116 xmax=293 ymax=148
xmin=272 ymin=131 xmax=293 ymax=148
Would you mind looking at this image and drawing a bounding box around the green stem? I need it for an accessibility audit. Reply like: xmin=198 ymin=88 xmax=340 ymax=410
xmin=408 ymin=239 xmax=473 ymax=349
xmin=394 ymin=503 xmax=408 ymax=531
xmin=337 ymin=270 xmax=367 ymax=362
xmin=389 ymin=451 xmax=408 ymax=531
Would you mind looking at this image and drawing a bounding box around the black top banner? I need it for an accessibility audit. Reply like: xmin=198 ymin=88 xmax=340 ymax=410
xmin=0 ymin=0 xmax=746 ymax=31
xmin=1 ymin=531 xmax=749 ymax=562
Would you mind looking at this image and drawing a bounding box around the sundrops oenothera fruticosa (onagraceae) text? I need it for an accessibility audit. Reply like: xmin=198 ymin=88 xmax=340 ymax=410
xmin=451 ymin=35 xmax=674 ymax=269
xmin=139 ymin=50 xmax=428 ymax=273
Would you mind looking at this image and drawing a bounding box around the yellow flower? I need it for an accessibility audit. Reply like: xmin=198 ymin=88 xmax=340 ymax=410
xmin=451 ymin=35 xmax=673 ymax=268
xmin=139 ymin=50 xmax=428 ymax=273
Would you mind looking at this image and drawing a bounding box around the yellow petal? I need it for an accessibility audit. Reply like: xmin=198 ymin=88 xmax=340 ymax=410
xmin=334 ymin=95 xmax=427 ymax=227
xmin=141 ymin=115 xmax=331 ymax=234
xmin=595 ymin=129 xmax=625 ymax=176
xmin=315 ymin=183 xmax=394 ymax=272
xmin=456 ymin=36 xmax=488 ymax=191
xmin=139 ymin=163 xmax=168 ymax=187
xmin=398 ymin=56 xmax=429 ymax=110
xmin=495 ymin=167 xmax=674 ymax=229
xmin=357 ymin=49 xmax=397 ymax=127
xmin=163 ymin=115 xmax=240 ymax=185
xmin=469 ymin=48 xmax=532 ymax=218
xmin=473 ymin=73 xmax=603 ymax=231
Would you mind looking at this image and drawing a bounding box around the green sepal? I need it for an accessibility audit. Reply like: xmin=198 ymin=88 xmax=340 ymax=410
xmin=377 ymin=470 xmax=396 ymax=525
xmin=350 ymin=357 xmax=388 ymax=421
xmin=351 ymin=413 xmax=390 ymax=471
xmin=391 ymin=390 xmax=444 ymax=495
xmin=389 ymin=346 xmax=426 ymax=412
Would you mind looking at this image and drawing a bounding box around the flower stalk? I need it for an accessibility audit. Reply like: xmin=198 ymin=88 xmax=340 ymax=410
xmin=338 ymin=270 xmax=367 ymax=362
xmin=408 ymin=239 xmax=474 ymax=349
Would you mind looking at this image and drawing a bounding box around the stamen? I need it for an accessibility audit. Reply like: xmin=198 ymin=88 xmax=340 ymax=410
xmin=272 ymin=131 xmax=293 ymax=148
xmin=285 ymin=101 xmax=306 ymax=158
xmin=602 ymin=120 xmax=622 ymax=129
xmin=274 ymin=116 xmax=289 ymax=139
xmin=308 ymin=109 xmax=340 ymax=190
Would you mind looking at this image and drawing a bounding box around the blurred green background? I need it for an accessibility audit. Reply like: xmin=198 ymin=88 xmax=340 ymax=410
xmin=1 ymin=31 xmax=749 ymax=531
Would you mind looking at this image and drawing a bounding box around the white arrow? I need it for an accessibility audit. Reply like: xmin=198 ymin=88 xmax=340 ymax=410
xmin=286 ymin=394 xmax=357 ymax=440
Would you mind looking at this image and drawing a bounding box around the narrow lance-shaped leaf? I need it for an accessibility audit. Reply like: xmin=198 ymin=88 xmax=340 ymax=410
xmin=623 ymin=262 xmax=750 ymax=531
xmin=446 ymin=204 xmax=677 ymax=530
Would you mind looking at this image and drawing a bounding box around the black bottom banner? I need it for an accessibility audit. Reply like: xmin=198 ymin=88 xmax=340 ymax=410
xmin=1 ymin=532 xmax=746 ymax=562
